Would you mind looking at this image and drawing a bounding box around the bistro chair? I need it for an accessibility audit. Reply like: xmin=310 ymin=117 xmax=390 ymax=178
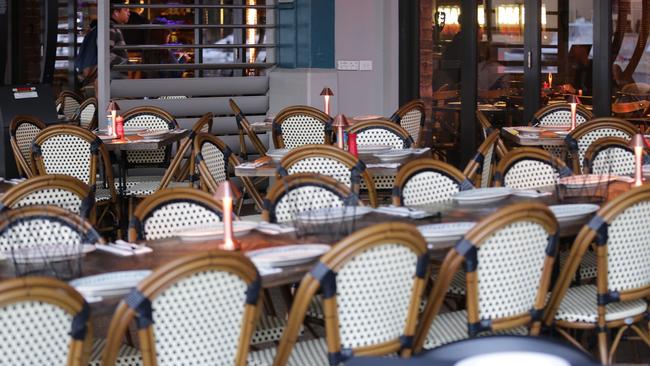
xmin=565 ymin=117 xmax=637 ymax=174
xmin=532 ymin=103 xmax=593 ymax=128
xmin=0 ymin=205 xmax=104 ymax=252
xmin=414 ymin=202 xmax=559 ymax=351
xmin=430 ymin=88 xmax=460 ymax=160
xmin=230 ymin=98 xmax=268 ymax=159
xmin=392 ymin=158 xmax=473 ymax=206
xmin=543 ymin=184 xmax=650 ymax=364
xmin=32 ymin=124 xmax=119 ymax=234
xmin=583 ymin=136 xmax=649 ymax=176
xmin=611 ymin=100 xmax=650 ymax=119
xmin=493 ymin=147 xmax=573 ymax=190
xmin=262 ymin=173 xmax=358 ymax=224
xmin=72 ymin=97 xmax=98 ymax=130
xmin=101 ymin=251 xmax=262 ymax=366
xmin=463 ymin=130 xmax=500 ymax=188
xmin=56 ymin=90 xmax=83 ymax=119
xmin=193 ymin=132 xmax=264 ymax=212
xmin=389 ymin=99 xmax=425 ymax=147
xmin=0 ymin=174 xmax=95 ymax=222
xmin=0 ymin=277 xmax=93 ymax=365
xmin=174 ymin=112 xmax=213 ymax=182
xmin=272 ymin=105 xmax=333 ymax=149
xmin=249 ymin=222 xmax=429 ymax=365
xmin=475 ymin=110 xmax=508 ymax=159
xmin=9 ymin=115 xmax=46 ymax=178
xmin=278 ymin=144 xmax=378 ymax=207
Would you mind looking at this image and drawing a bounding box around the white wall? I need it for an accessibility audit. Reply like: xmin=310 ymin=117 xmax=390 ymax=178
xmin=269 ymin=0 xmax=399 ymax=117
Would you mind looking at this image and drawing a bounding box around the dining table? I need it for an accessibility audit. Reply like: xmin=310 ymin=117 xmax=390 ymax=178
xmin=500 ymin=126 xmax=568 ymax=147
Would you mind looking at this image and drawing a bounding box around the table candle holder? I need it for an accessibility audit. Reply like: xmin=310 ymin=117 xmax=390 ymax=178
xmin=215 ymin=181 xmax=242 ymax=250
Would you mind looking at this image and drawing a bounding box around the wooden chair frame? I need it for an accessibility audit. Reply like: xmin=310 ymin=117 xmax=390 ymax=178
xmin=9 ymin=115 xmax=47 ymax=178
xmin=272 ymin=105 xmax=333 ymax=149
xmin=128 ymin=187 xmax=225 ymax=241
xmin=262 ymin=172 xmax=359 ymax=223
xmin=269 ymin=222 xmax=428 ymax=365
xmin=120 ymin=106 xmax=179 ymax=169
xmin=493 ymin=147 xmax=572 ymax=188
xmin=0 ymin=276 xmax=93 ymax=366
xmin=565 ymin=117 xmax=638 ymax=174
xmin=56 ymin=90 xmax=84 ymax=119
xmin=278 ymin=144 xmax=378 ymax=207
xmin=543 ymin=185 xmax=650 ymax=364
xmin=346 ymin=120 xmax=414 ymax=148
xmin=582 ymin=136 xmax=648 ymax=175
xmin=0 ymin=174 xmax=96 ymax=223
xmin=414 ymin=202 xmax=559 ymax=352
xmin=476 ymin=110 xmax=508 ymax=159
xmin=532 ymin=103 xmax=593 ymax=127
xmin=229 ymin=98 xmax=268 ymax=159
xmin=611 ymin=100 xmax=650 ymax=118
xmin=193 ymin=132 xmax=264 ymax=212
xmin=389 ymin=99 xmax=425 ymax=147
xmin=172 ymin=112 xmax=214 ymax=184
xmin=101 ymin=251 xmax=261 ymax=366
xmin=463 ymin=130 xmax=500 ymax=188
xmin=73 ymin=97 xmax=98 ymax=130
xmin=392 ymin=158 xmax=472 ymax=206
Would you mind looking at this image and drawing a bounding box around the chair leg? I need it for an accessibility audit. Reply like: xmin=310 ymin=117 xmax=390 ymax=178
xmin=597 ymin=329 xmax=609 ymax=365
xmin=608 ymin=326 xmax=628 ymax=364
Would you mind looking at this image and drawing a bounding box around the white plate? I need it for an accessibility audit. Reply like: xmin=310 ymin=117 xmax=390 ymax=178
xmin=176 ymin=221 xmax=258 ymax=241
xmin=296 ymin=206 xmax=373 ymax=224
xmin=246 ymin=244 xmax=330 ymax=267
xmin=357 ymin=144 xmax=393 ymax=154
xmin=373 ymin=150 xmax=412 ymax=162
xmin=70 ymin=270 xmax=152 ymax=297
xmin=137 ymin=130 xmax=168 ymax=139
xmin=267 ymin=148 xmax=290 ymax=163
xmin=452 ymin=187 xmax=513 ymax=204
xmin=455 ymin=352 xmax=570 ymax=366
xmin=559 ymin=174 xmax=617 ymax=188
xmin=549 ymin=204 xmax=600 ymax=223
xmin=9 ymin=244 xmax=96 ymax=264
xmin=515 ymin=127 xmax=542 ymax=137
xmin=417 ymin=222 xmax=476 ymax=242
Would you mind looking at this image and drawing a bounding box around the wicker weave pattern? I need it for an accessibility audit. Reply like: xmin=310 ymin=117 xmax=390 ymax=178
xmin=286 ymin=158 xmax=352 ymax=187
xmin=477 ymin=221 xmax=548 ymax=319
xmin=554 ymin=285 xmax=647 ymax=323
xmin=0 ymin=301 xmax=72 ymax=365
xmin=151 ymin=270 xmax=248 ymax=365
xmin=40 ymin=135 xmax=93 ymax=183
xmin=274 ymin=186 xmax=345 ymax=223
xmin=124 ymin=114 xmax=171 ymax=164
xmin=503 ymin=160 xmax=559 ymax=189
xmin=0 ymin=218 xmax=83 ymax=251
xmin=280 ymin=116 xmax=327 ymax=149
xmin=400 ymin=110 xmax=422 ymax=141
xmin=201 ymin=143 xmax=227 ymax=184
xmin=402 ymin=171 xmax=459 ymax=206
xmin=590 ymin=147 xmax=634 ymax=176
xmin=80 ymin=104 xmax=96 ymax=129
xmin=356 ymin=129 xmax=406 ymax=149
xmin=606 ymin=201 xmax=650 ymax=291
xmin=16 ymin=123 xmax=42 ymax=167
xmin=13 ymin=189 xmax=83 ymax=214
xmin=142 ymin=202 xmax=221 ymax=240
xmin=480 ymin=144 xmax=495 ymax=188
xmin=538 ymin=110 xmax=587 ymax=127
xmin=63 ymin=96 xmax=80 ymax=119
xmin=576 ymin=129 xmax=632 ymax=170
xmin=337 ymin=243 xmax=418 ymax=347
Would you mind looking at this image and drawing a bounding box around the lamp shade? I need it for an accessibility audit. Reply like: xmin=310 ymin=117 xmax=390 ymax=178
xmin=106 ymin=100 xmax=121 ymax=112
xmin=630 ymin=133 xmax=645 ymax=149
xmin=566 ymin=94 xmax=579 ymax=104
xmin=332 ymin=114 xmax=350 ymax=128
xmin=320 ymin=87 xmax=334 ymax=96
xmin=214 ymin=180 xmax=242 ymax=201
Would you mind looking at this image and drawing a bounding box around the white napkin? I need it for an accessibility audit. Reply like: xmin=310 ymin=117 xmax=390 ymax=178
xmin=0 ymin=177 xmax=26 ymax=185
xmin=375 ymin=205 xmax=435 ymax=219
xmin=256 ymin=266 xmax=282 ymax=276
xmin=511 ymin=189 xmax=553 ymax=198
xmin=410 ymin=147 xmax=431 ymax=155
xmin=169 ymin=129 xmax=187 ymax=134
xmin=255 ymin=222 xmax=296 ymax=235
xmin=96 ymin=241 xmax=153 ymax=256
xmin=366 ymin=163 xmax=401 ymax=169
xmin=237 ymin=161 xmax=266 ymax=169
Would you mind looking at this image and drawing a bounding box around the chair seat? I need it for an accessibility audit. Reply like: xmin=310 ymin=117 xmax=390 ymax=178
xmin=249 ymin=337 xmax=329 ymax=366
xmin=559 ymin=250 xmax=597 ymax=281
xmin=88 ymin=338 xmax=143 ymax=366
xmin=431 ymin=270 xmax=466 ymax=296
xmin=306 ymin=294 xmax=324 ymax=320
xmin=253 ymin=314 xmax=291 ymax=345
xmin=95 ymin=187 xmax=113 ymax=202
xmin=423 ymin=310 xmax=527 ymax=350
xmin=554 ymin=284 xmax=648 ymax=323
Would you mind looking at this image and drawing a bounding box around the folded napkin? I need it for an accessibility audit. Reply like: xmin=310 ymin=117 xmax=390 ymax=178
xmin=255 ymin=222 xmax=296 ymax=235
xmin=511 ymin=189 xmax=553 ymax=198
xmin=96 ymin=241 xmax=153 ymax=256
xmin=169 ymin=129 xmax=188 ymax=134
xmin=0 ymin=177 xmax=26 ymax=185
xmin=375 ymin=205 xmax=436 ymax=219
xmin=237 ymin=161 xmax=267 ymax=169
xmin=256 ymin=266 xmax=283 ymax=276
xmin=366 ymin=163 xmax=401 ymax=169
xmin=410 ymin=147 xmax=431 ymax=155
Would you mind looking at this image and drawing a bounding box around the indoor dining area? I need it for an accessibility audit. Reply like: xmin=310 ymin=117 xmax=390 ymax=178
xmin=0 ymin=0 xmax=649 ymax=365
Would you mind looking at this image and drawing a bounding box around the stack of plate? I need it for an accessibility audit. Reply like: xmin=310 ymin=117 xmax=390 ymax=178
xmin=452 ymin=187 xmax=513 ymax=205
xmin=176 ymin=221 xmax=258 ymax=242
xmin=515 ymin=127 xmax=542 ymax=138
xmin=246 ymin=244 xmax=330 ymax=267
xmin=296 ymin=206 xmax=373 ymax=224
xmin=548 ymin=204 xmax=600 ymax=224
xmin=417 ymin=222 xmax=476 ymax=243
xmin=137 ymin=130 xmax=168 ymax=140
xmin=69 ymin=270 xmax=152 ymax=300
xmin=357 ymin=144 xmax=392 ymax=155
xmin=267 ymin=149 xmax=290 ymax=163
xmin=558 ymin=174 xmax=618 ymax=188
xmin=373 ymin=150 xmax=411 ymax=162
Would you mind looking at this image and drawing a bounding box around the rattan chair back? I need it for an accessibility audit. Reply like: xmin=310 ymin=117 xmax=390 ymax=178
xmin=278 ymin=144 xmax=378 ymax=207
xmin=565 ymin=117 xmax=637 ymax=173
xmin=611 ymin=100 xmax=650 ymax=118
xmin=9 ymin=115 xmax=46 ymax=178
xmin=272 ymin=105 xmax=333 ymax=149
xmin=476 ymin=110 xmax=508 ymax=159
xmin=583 ymin=136 xmax=648 ymax=176
xmin=121 ymin=106 xmax=179 ymax=168
xmin=229 ymin=98 xmax=268 ymax=157
xmin=74 ymin=97 xmax=98 ymax=130
xmin=346 ymin=119 xmax=414 ymax=149
xmin=129 ymin=187 xmax=225 ymax=241
xmin=166 ymin=112 xmax=213 ymax=186
xmin=0 ymin=276 xmax=93 ymax=365
xmin=56 ymin=90 xmax=83 ymax=119
xmin=262 ymin=173 xmax=359 ymax=223
xmin=389 ymin=99 xmax=425 ymax=147
xmin=463 ymin=130 xmax=500 ymax=188
xmin=101 ymin=251 xmax=261 ymax=366
xmin=272 ymin=222 xmax=429 ymax=365
xmin=494 ymin=147 xmax=572 ymax=189
xmin=532 ymin=103 xmax=593 ymax=128
xmin=393 ymin=158 xmax=472 ymax=206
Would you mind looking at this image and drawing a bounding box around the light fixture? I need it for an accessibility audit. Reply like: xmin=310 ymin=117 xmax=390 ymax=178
xmin=215 ymin=181 xmax=242 ymax=250
xmin=106 ymin=100 xmax=120 ymax=138
xmin=630 ymin=134 xmax=645 ymax=187
xmin=548 ymin=73 xmax=553 ymax=89
xmin=332 ymin=114 xmax=349 ymax=149
xmin=567 ymin=95 xmax=578 ymax=131
xmin=320 ymin=87 xmax=334 ymax=115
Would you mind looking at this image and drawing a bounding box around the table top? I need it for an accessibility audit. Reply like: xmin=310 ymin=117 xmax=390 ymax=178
xmin=99 ymin=129 xmax=190 ymax=151
xmin=501 ymin=127 xmax=567 ymax=147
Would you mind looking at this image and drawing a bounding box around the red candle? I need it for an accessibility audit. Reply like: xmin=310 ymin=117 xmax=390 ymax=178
xmin=348 ymin=133 xmax=358 ymax=157
xmin=115 ymin=116 xmax=124 ymax=139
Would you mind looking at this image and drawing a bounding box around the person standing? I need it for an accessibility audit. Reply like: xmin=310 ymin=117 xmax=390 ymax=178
xmin=110 ymin=0 xmax=131 ymax=79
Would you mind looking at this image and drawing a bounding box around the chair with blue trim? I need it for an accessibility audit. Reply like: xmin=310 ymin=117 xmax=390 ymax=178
xmin=389 ymin=99 xmax=425 ymax=147
xmin=0 ymin=276 xmax=93 ymax=365
xmin=277 ymin=144 xmax=378 ymax=208
xmin=583 ymin=136 xmax=650 ymax=177
xmin=9 ymin=115 xmax=47 ymax=178
xmin=72 ymin=97 xmax=98 ymax=131
xmin=564 ymin=117 xmax=637 ymax=174
xmin=463 ymin=130 xmax=500 ymax=188
xmin=414 ymin=202 xmax=559 ymax=351
xmin=543 ymin=184 xmax=650 ymax=365
xmin=393 ymin=158 xmax=473 ymax=207
xmin=493 ymin=147 xmax=573 ymax=190
xmin=272 ymin=105 xmax=333 ymax=149
xmin=230 ymin=98 xmax=268 ymax=160
xmin=475 ymin=110 xmax=508 ymax=160
xmin=101 ymin=251 xmax=263 ymax=366
xmin=531 ymin=103 xmax=593 ymax=158
xmin=249 ymin=222 xmax=430 ymax=365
